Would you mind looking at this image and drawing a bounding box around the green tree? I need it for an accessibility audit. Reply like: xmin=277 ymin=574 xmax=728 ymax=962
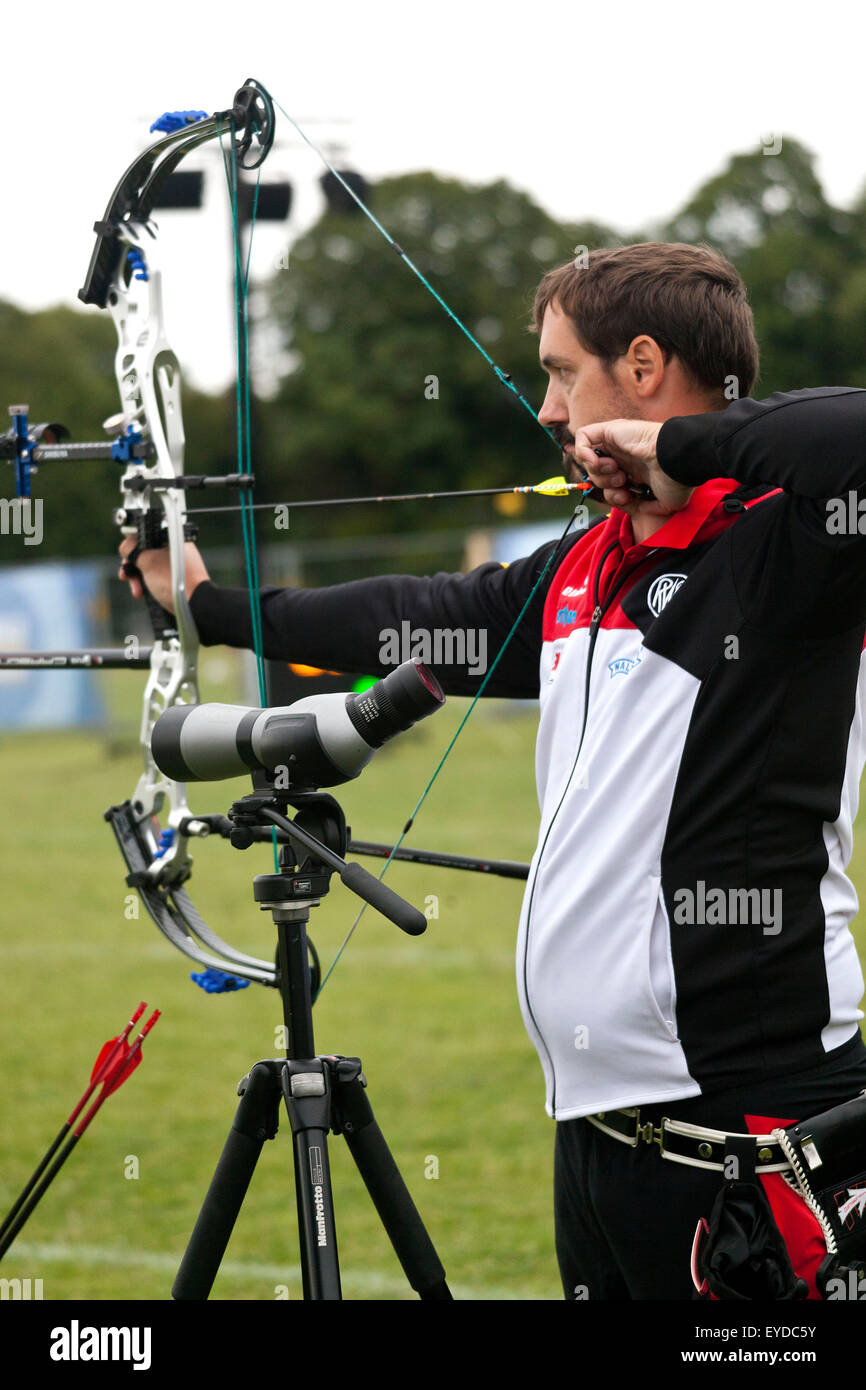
xmin=258 ymin=173 xmax=620 ymax=537
xmin=662 ymin=138 xmax=866 ymax=395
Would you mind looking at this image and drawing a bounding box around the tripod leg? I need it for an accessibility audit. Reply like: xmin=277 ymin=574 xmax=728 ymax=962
xmin=172 ymin=1061 xmax=283 ymax=1300
xmin=333 ymin=1060 xmax=452 ymax=1300
xmin=282 ymin=1061 xmax=342 ymax=1300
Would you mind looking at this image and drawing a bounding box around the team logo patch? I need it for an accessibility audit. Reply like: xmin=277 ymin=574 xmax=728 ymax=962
xmin=647 ymin=572 xmax=686 ymax=617
xmin=608 ymin=652 xmax=643 ymax=678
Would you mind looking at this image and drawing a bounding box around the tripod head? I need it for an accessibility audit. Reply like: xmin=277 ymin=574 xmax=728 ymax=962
xmin=228 ymin=777 xmax=428 ymax=938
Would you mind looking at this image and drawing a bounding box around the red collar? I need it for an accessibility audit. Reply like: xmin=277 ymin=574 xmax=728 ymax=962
xmin=602 ymin=477 xmax=741 ymax=553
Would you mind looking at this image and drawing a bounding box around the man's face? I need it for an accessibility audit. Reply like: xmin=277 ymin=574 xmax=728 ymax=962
xmin=537 ymin=303 xmax=635 ymax=483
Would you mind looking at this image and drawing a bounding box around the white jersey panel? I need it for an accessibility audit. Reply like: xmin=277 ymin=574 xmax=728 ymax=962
xmin=820 ymin=649 xmax=866 ymax=1051
xmin=518 ymin=629 xmax=703 ymax=1120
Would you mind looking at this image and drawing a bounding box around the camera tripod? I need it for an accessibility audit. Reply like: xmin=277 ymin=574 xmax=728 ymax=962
xmin=171 ymin=784 xmax=452 ymax=1301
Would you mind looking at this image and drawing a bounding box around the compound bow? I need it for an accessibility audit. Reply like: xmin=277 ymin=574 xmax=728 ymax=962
xmin=80 ymin=77 xmax=278 ymax=987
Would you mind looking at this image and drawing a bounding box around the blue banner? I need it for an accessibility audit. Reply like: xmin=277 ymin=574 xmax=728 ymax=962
xmin=0 ymin=562 xmax=106 ymax=727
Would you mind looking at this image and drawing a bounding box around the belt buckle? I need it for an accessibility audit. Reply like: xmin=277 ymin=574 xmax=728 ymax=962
xmin=635 ymin=1113 xmax=665 ymax=1148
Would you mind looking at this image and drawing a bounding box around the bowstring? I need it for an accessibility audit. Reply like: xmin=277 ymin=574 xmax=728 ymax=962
xmin=265 ymin=87 xmax=561 ymax=452
xmin=221 ymin=118 xmax=278 ymax=871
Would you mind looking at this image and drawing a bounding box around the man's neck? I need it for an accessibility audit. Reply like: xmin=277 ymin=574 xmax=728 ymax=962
xmin=631 ymin=511 xmax=670 ymax=544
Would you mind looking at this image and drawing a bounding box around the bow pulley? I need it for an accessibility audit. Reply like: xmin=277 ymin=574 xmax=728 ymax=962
xmin=230 ymin=78 xmax=275 ymax=170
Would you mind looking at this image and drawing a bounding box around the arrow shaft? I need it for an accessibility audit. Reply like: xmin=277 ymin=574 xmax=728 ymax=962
xmin=0 ymin=1005 xmax=146 ymax=1248
xmin=0 ymin=1135 xmax=81 ymax=1260
xmin=0 ymin=650 xmax=152 ymax=670
xmin=0 ymin=1126 xmax=70 ymax=1245
xmin=187 ymin=480 xmax=587 ymax=516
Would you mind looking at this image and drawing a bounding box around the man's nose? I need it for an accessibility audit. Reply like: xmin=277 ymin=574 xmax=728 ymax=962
xmin=537 ymin=382 xmax=567 ymax=427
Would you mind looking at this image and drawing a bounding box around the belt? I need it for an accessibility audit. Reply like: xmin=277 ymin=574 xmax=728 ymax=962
xmin=585 ymin=1107 xmax=791 ymax=1172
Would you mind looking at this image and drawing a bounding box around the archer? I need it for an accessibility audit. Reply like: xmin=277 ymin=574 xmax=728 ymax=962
xmin=120 ymin=240 xmax=866 ymax=1300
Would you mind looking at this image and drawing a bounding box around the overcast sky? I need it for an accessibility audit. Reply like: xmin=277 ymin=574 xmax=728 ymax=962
xmin=5 ymin=0 xmax=866 ymax=392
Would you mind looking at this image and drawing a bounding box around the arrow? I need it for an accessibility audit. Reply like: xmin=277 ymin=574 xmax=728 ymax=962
xmin=185 ymin=475 xmax=594 ymax=515
xmin=0 ymin=1004 xmax=160 ymax=1261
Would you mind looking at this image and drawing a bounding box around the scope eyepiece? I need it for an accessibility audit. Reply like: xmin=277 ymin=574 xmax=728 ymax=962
xmin=344 ymin=658 xmax=444 ymax=748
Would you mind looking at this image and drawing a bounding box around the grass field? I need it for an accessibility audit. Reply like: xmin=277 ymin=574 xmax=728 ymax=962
xmin=0 ymin=654 xmax=555 ymax=1300
xmin=2 ymin=651 xmax=866 ymax=1302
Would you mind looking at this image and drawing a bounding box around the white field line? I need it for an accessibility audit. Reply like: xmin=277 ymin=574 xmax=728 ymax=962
xmin=11 ymin=1240 xmax=543 ymax=1301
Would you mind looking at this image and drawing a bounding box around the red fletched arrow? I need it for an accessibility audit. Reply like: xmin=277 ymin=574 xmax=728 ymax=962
xmin=74 ymin=1008 xmax=161 ymax=1135
xmin=0 ymin=1002 xmax=160 ymax=1261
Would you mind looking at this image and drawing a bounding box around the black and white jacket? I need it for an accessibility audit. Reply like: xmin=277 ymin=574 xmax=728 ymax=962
xmin=191 ymin=388 xmax=866 ymax=1120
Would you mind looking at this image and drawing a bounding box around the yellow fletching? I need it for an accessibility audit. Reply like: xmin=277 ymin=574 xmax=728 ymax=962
xmin=526 ymin=476 xmax=580 ymax=497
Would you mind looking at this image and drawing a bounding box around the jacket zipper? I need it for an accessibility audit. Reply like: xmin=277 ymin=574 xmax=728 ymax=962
xmin=522 ymin=540 xmax=657 ymax=1114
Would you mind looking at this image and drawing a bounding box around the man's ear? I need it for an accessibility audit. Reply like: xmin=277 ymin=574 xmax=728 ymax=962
xmin=625 ymin=335 xmax=668 ymax=395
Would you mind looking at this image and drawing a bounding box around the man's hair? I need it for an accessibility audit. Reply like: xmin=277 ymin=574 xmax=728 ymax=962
xmin=531 ymin=242 xmax=759 ymax=402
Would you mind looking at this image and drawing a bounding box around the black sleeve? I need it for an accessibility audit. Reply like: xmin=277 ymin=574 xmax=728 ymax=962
xmin=657 ymin=387 xmax=866 ymax=634
xmin=189 ymin=533 xmax=585 ymax=698
xmin=658 ymin=387 xmax=866 ymax=499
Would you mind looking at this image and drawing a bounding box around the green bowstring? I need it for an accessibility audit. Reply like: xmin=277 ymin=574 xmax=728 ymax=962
xmin=222 ymin=122 xmax=265 ymax=696
xmin=221 ymin=118 xmax=278 ymax=870
xmin=264 ymin=84 xmax=562 ymax=456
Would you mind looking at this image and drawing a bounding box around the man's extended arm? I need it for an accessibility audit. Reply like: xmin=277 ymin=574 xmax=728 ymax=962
xmin=188 ymin=536 xmax=579 ymax=698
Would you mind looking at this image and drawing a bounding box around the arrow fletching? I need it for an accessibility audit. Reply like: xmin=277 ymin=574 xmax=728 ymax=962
xmin=95 ymin=1037 xmax=143 ymax=1099
xmin=74 ymin=1017 xmax=161 ymax=1134
xmin=89 ymin=1000 xmax=147 ymax=1087
xmin=517 ymin=476 xmax=588 ymax=497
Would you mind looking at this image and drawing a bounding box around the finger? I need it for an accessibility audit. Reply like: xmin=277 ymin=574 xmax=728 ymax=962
xmin=118 ymin=567 xmax=142 ymax=599
xmin=574 ymin=443 xmax=607 ymax=469
xmin=585 ymin=466 xmax=627 ymax=493
xmin=574 ymin=423 xmax=610 ymax=452
xmin=593 ymin=464 xmax=627 ymax=485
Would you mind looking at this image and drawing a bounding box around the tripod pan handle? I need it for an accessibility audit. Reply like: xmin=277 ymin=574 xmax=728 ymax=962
xmin=340 ymin=862 xmax=427 ymax=936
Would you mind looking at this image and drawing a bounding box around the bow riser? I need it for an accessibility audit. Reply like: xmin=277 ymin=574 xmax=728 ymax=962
xmin=107 ymin=223 xmax=201 ymax=885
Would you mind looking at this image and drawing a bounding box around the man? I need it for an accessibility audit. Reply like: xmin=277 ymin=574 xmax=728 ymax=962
xmin=120 ymin=242 xmax=866 ymax=1298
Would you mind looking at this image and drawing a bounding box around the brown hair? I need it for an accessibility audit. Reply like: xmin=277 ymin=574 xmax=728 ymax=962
xmin=532 ymin=242 xmax=759 ymax=402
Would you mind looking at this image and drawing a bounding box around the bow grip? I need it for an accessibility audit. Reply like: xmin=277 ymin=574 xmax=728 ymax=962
xmin=123 ymin=509 xmax=197 ymax=641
